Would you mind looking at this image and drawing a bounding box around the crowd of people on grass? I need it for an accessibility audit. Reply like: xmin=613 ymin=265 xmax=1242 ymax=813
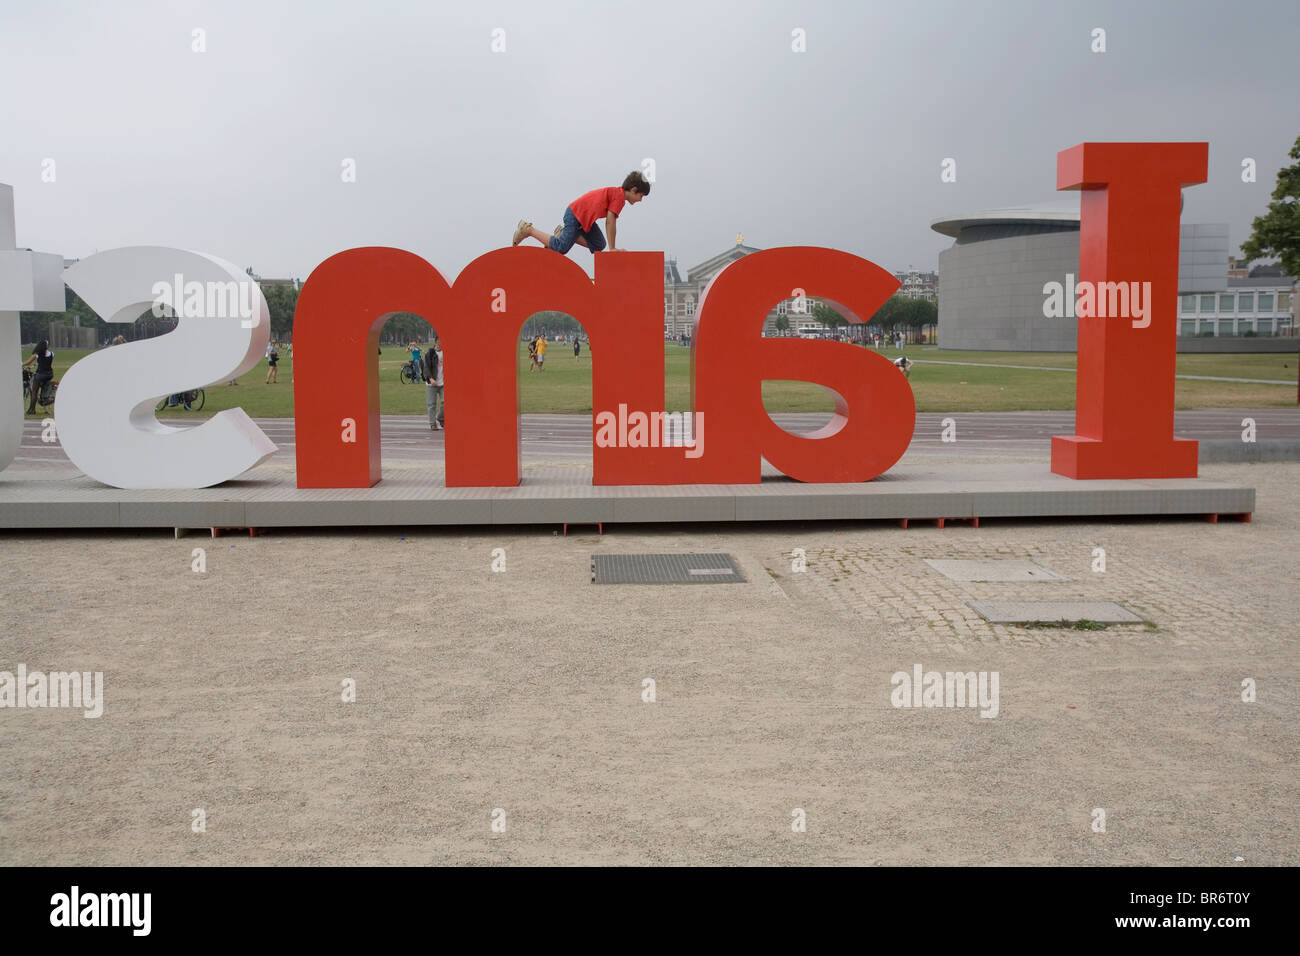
xmin=22 ymin=326 xmax=912 ymax=420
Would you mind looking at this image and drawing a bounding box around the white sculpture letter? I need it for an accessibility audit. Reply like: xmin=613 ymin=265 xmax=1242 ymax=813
xmin=0 ymin=184 xmax=66 ymax=474
xmin=57 ymin=247 xmax=276 ymax=488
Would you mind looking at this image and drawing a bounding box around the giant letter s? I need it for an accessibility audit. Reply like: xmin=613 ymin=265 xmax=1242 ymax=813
xmin=57 ymin=248 xmax=276 ymax=488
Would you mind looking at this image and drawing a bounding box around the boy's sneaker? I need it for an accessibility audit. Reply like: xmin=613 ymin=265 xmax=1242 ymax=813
xmin=512 ymin=220 xmax=533 ymax=246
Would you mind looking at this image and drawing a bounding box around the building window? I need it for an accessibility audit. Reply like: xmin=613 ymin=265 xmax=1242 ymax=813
xmin=1258 ymin=293 xmax=1275 ymax=312
xmin=1217 ymin=317 xmax=1235 ymax=335
xmin=1257 ymin=317 xmax=1274 ymax=335
xmin=1180 ymin=294 xmax=1196 ymax=313
xmin=1279 ymin=292 xmax=1291 ymax=313
xmin=1238 ymin=293 xmax=1255 ymax=312
xmin=1180 ymin=319 xmax=1196 ymax=337
xmin=685 ymin=297 xmax=694 ymax=316
xmin=1218 ymin=294 xmax=1234 ymax=313
xmin=1199 ymin=294 xmax=1215 ymax=313
xmin=777 ymin=300 xmax=787 ymax=315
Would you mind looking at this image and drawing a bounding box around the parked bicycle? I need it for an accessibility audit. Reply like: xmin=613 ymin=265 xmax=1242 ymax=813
xmin=21 ymin=366 xmax=57 ymax=412
xmin=155 ymin=388 xmax=206 ymax=412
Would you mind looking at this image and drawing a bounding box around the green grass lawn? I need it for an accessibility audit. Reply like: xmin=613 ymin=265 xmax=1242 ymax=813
xmin=23 ymin=341 xmax=1299 ymax=419
xmin=906 ymin=346 xmax=1298 ymax=411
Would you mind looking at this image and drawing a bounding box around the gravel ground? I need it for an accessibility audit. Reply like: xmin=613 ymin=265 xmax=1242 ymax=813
xmin=0 ymin=459 xmax=1295 ymax=866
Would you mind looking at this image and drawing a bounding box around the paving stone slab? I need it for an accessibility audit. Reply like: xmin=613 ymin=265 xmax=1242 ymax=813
xmin=925 ymin=559 xmax=1065 ymax=582
xmin=967 ymin=600 xmax=1143 ymax=623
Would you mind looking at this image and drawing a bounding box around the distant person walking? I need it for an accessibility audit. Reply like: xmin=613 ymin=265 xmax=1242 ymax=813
xmin=265 ymin=343 xmax=280 ymax=384
xmin=573 ymin=337 xmax=581 ymax=358
xmin=423 ymin=337 xmax=444 ymax=430
xmin=535 ymin=335 xmax=546 ymax=370
xmin=512 ymin=171 xmax=650 ymax=257
xmin=23 ymin=339 xmax=54 ymax=414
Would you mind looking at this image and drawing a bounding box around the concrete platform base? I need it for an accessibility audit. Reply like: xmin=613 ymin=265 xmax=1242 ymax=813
xmin=0 ymin=461 xmax=1256 ymax=532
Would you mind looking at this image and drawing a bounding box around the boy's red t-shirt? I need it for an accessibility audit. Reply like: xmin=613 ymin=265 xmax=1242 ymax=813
xmin=569 ymin=187 xmax=626 ymax=231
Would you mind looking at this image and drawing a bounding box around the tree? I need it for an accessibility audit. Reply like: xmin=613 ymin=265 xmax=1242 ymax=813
xmin=20 ymin=288 xmax=124 ymax=345
xmin=260 ymin=283 xmax=300 ymax=342
xmin=521 ymin=310 xmax=582 ymax=339
xmin=774 ymin=314 xmax=789 ymax=335
xmin=902 ymin=298 xmax=937 ymax=343
xmin=812 ymin=302 xmax=847 ymax=335
xmin=867 ymin=295 xmax=903 ymax=338
xmin=1241 ymin=134 xmax=1300 ymax=277
xmin=379 ymin=312 xmax=432 ymax=344
xmin=863 ymin=296 xmax=937 ymax=344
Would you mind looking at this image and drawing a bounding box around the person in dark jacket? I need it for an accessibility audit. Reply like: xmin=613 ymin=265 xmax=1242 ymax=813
xmin=23 ymin=339 xmax=55 ymax=414
xmin=423 ymin=337 xmax=444 ymax=430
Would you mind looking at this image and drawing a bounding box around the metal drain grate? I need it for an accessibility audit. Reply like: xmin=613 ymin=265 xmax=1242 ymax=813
xmin=592 ymin=553 xmax=746 ymax=584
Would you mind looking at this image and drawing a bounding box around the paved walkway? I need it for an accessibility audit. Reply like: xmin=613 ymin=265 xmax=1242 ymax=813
xmin=8 ymin=409 xmax=1299 ymax=473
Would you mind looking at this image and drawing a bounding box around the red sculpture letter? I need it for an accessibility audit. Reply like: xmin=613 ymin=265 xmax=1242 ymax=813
xmin=688 ymin=247 xmax=913 ymax=483
xmin=293 ymin=247 xmax=667 ymax=488
xmin=1051 ymin=142 xmax=1208 ymax=479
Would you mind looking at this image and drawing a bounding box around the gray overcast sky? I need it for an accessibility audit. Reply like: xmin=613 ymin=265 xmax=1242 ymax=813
xmin=2 ymin=0 xmax=1297 ymax=280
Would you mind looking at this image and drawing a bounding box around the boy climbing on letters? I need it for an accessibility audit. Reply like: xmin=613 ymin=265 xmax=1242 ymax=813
xmin=513 ymin=171 xmax=650 ymax=256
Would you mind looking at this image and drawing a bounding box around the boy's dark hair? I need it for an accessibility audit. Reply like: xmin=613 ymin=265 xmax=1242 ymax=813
xmin=36 ymin=339 xmax=48 ymax=353
xmin=623 ymin=171 xmax=651 ymax=195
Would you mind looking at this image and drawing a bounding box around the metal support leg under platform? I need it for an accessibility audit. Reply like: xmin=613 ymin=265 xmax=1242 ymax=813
xmin=898 ymin=516 xmax=980 ymax=529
